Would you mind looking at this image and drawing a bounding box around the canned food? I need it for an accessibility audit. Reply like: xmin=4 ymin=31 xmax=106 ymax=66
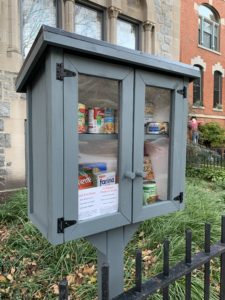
xmin=143 ymin=181 xmax=157 ymax=205
xmin=104 ymin=108 xmax=114 ymax=117
xmin=144 ymin=102 xmax=154 ymax=124
xmin=146 ymin=122 xmax=168 ymax=135
xmin=114 ymin=110 xmax=119 ymax=134
xmin=88 ymin=107 xmax=104 ymax=133
xmin=143 ymin=156 xmax=154 ymax=180
xmin=104 ymin=108 xmax=115 ymax=134
xmin=78 ymin=103 xmax=87 ymax=133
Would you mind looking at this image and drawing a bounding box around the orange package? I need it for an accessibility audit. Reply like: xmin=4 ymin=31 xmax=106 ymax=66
xmin=78 ymin=171 xmax=93 ymax=190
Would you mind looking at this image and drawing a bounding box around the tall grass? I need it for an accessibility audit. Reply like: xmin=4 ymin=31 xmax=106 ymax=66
xmin=0 ymin=179 xmax=225 ymax=299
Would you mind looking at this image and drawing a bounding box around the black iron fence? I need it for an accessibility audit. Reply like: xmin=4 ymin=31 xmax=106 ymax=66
xmin=58 ymin=216 xmax=225 ymax=300
xmin=186 ymin=144 xmax=225 ymax=169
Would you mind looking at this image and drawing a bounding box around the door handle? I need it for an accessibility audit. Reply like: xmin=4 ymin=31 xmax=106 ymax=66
xmin=124 ymin=171 xmax=136 ymax=180
xmin=135 ymin=171 xmax=144 ymax=178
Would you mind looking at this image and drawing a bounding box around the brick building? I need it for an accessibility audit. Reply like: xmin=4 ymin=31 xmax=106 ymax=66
xmin=180 ymin=0 xmax=225 ymax=126
xmin=0 ymin=0 xmax=181 ymax=191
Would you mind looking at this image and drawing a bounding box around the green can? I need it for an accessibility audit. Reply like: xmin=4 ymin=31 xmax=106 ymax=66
xmin=143 ymin=181 xmax=157 ymax=205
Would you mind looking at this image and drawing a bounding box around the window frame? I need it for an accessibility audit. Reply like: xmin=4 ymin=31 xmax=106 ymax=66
xmin=193 ymin=65 xmax=204 ymax=107
xmin=198 ymin=5 xmax=220 ymax=51
xmin=213 ymin=71 xmax=223 ymax=108
xmin=20 ymin=0 xmax=60 ymax=58
xmin=74 ymin=0 xmax=106 ymax=41
xmin=117 ymin=15 xmax=140 ymax=50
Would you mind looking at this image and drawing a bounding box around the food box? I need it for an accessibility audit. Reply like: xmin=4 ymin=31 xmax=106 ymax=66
xmin=79 ymin=162 xmax=107 ymax=174
xmin=93 ymin=171 xmax=116 ymax=187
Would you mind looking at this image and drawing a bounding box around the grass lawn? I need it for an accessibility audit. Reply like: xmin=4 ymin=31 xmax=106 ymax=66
xmin=1 ymin=178 xmax=225 ymax=299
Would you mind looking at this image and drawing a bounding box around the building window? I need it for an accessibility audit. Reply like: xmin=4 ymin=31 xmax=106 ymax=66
xmin=21 ymin=0 xmax=57 ymax=58
xmin=117 ymin=18 xmax=139 ymax=50
xmin=193 ymin=65 xmax=203 ymax=107
xmin=198 ymin=5 xmax=219 ymax=51
xmin=74 ymin=2 xmax=103 ymax=40
xmin=214 ymin=71 xmax=223 ymax=109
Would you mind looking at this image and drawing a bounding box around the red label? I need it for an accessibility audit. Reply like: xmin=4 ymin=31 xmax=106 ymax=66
xmin=78 ymin=173 xmax=93 ymax=189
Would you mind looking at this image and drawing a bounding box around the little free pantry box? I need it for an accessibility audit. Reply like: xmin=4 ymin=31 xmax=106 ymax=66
xmin=16 ymin=26 xmax=199 ymax=245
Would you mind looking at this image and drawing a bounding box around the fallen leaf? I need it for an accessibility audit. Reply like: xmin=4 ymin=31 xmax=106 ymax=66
xmin=0 ymin=227 xmax=9 ymax=242
xmin=0 ymin=274 xmax=7 ymax=283
xmin=10 ymin=267 xmax=16 ymax=275
xmin=67 ymin=274 xmax=76 ymax=285
xmin=51 ymin=284 xmax=59 ymax=295
xmin=6 ymin=274 xmax=13 ymax=282
xmin=83 ymin=265 xmax=95 ymax=276
xmin=25 ymin=261 xmax=38 ymax=275
xmin=88 ymin=276 xmax=97 ymax=284
xmin=33 ymin=291 xmax=43 ymax=299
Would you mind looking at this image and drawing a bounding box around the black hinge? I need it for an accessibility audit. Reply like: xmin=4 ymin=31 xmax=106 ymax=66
xmin=57 ymin=217 xmax=77 ymax=233
xmin=177 ymin=87 xmax=187 ymax=98
xmin=56 ymin=63 xmax=76 ymax=81
xmin=174 ymin=192 xmax=183 ymax=203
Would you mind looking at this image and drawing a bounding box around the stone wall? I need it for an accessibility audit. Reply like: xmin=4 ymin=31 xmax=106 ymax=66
xmin=154 ymin=0 xmax=180 ymax=60
xmin=0 ymin=70 xmax=26 ymax=190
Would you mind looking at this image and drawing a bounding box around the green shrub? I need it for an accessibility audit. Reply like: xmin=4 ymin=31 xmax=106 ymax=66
xmin=186 ymin=166 xmax=225 ymax=183
xmin=199 ymin=122 xmax=225 ymax=148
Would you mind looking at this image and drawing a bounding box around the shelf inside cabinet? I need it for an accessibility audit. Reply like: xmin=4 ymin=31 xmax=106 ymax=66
xmin=144 ymin=134 xmax=169 ymax=140
xmin=79 ymin=133 xmax=119 ymax=141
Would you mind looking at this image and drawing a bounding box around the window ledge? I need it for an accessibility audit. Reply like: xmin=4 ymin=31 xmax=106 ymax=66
xmin=192 ymin=105 xmax=205 ymax=109
xmin=213 ymin=108 xmax=223 ymax=112
xmin=198 ymin=44 xmax=221 ymax=55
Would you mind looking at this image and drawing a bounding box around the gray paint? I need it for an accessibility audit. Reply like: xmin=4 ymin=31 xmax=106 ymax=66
xmin=16 ymin=26 xmax=200 ymax=93
xmin=88 ymin=225 xmax=138 ymax=299
xmin=45 ymin=48 xmax=64 ymax=244
xmin=132 ymin=70 xmax=184 ymax=222
xmin=63 ymin=54 xmax=133 ymax=241
xmin=30 ymin=63 xmax=48 ymax=236
xmin=16 ymin=28 xmax=199 ymax=245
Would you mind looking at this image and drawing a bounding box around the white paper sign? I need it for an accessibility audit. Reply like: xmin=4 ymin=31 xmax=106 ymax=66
xmin=78 ymin=184 xmax=119 ymax=221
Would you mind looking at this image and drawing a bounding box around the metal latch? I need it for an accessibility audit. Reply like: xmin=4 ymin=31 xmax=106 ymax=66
xmin=56 ymin=63 xmax=76 ymax=81
xmin=57 ymin=218 xmax=77 ymax=233
xmin=177 ymin=87 xmax=187 ymax=98
xmin=174 ymin=192 xmax=183 ymax=203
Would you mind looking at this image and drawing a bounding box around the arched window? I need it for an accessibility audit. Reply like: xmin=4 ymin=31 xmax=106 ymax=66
xmin=198 ymin=5 xmax=219 ymax=51
xmin=214 ymin=71 xmax=223 ymax=108
xmin=193 ymin=65 xmax=203 ymax=107
xmin=21 ymin=0 xmax=57 ymax=57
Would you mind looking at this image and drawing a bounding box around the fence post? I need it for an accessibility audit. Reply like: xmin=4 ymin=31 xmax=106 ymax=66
xmin=102 ymin=264 xmax=109 ymax=300
xmin=220 ymin=216 xmax=225 ymax=300
xmin=58 ymin=279 xmax=68 ymax=300
xmin=163 ymin=239 xmax=170 ymax=300
xmin=204 ymin=223 xmax=211 ymax=300
xmin=185 ymin=229 xmax=192 ymax=300
xmin=135 ymin=249 xmax=142 ymax=292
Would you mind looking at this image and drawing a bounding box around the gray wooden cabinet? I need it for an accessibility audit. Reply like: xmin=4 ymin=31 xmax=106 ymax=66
xmin=16 ymin=26 xmax=199 ymax=245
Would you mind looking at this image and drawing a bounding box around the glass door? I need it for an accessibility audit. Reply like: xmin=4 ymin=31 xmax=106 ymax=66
xmin=77 ymin=75 xmax=120 ymax=221
xmin=63 ymin=54 xmax=134 ymax=241
xmin=133 ymin=70 xmax=185 ymax=222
